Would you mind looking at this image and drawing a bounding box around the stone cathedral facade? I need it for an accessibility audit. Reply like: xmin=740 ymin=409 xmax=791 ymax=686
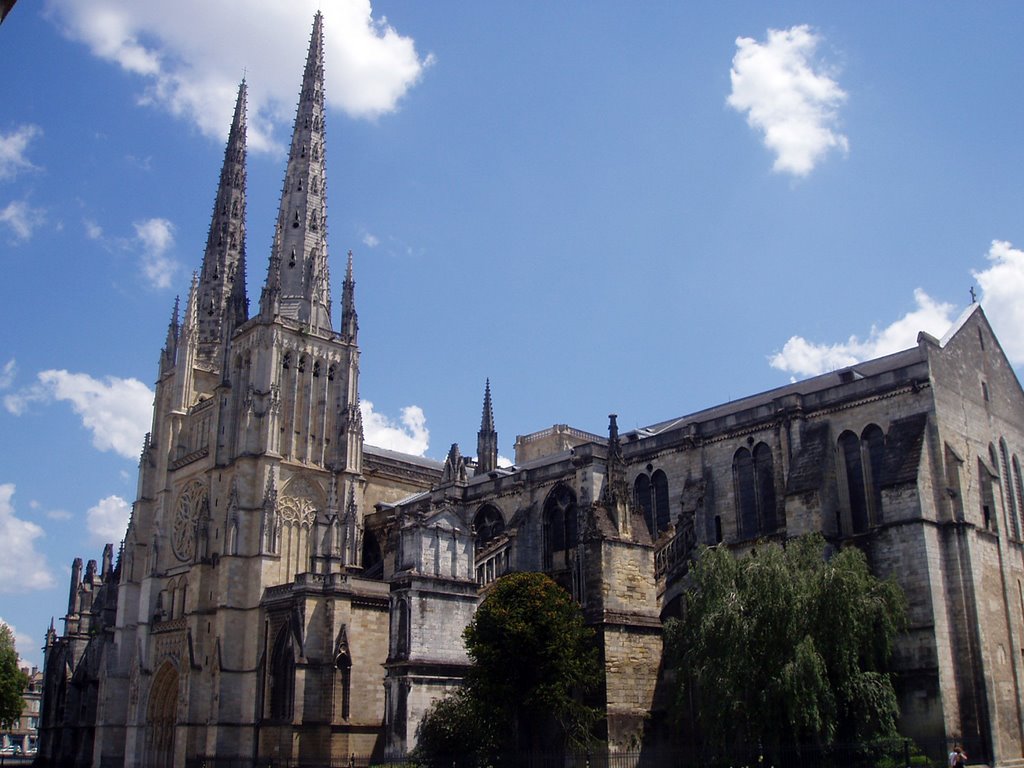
xmin=36 ymin=12 xmax=1024 ymax=768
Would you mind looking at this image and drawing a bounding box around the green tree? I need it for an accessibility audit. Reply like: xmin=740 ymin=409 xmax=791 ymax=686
xmin=463 ymin=572 xmax=603 ymax=753
xmin=0 ymin=624 xmax=28 ymax=730
xmin=665 ymin=534 xmax=905 ymax=756
xmin=417 ymin=572 xmax=603 ymax=764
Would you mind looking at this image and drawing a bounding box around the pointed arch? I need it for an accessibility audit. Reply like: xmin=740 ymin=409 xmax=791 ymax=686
xmin=862 ymin=424 xmax=885 ymax=523
xmin=145 ymin=662 xmax=179 ymax=768
xmin=361 ymin=528 xmax=383 ymax=580
xmin=473 ymin=504 xmax=505 ymax=550
xmin=839 ymin=430 xmax=870 ymax=534
xmin=543 ymin=483 xmax=578 ymax=571
xmin=268 ymin=625 xmax=296 ymax=722
xmin=733 ymin=447 xmax=758 ymax=539
xmin=1000 ymin=439 xmax=1020 ymax=539
xmin=752 ymin=443 xmax=777 ymax=532
xmin=652 ymin=469 xmax=671 ymax=534
xmin=634 ymin=474 xmax=653 ymax=535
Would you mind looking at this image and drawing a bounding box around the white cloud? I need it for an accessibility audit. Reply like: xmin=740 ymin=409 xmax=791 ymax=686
xmin=770 ymin=289 xmax=956 ymax=377
xmin=362 ymin=232 xmax=380 ymax=248
xmin=0 ymin=124 xmax=41 ymax=180
xmin=134 ymin=217 xmax=177 ymax=289
xmin=87 ymin=495 xmax=131 ymax=545
xmin=0 ymin=359 xmax=15 ymax=390
xmin=728 ymin=25 xmax=848 ymax=176
xmin=84 ymin=218 xmax=103 ymax=239
xmin=0 ymin=199 xmax=47 ymax=241
xmin=361 ymin=399 xmax=429 ymax=456
xmin=45 ymin=0 xmax=433 ymax=153
xmin=974 ymin=240 xmax=1024 ymax=365
xmin=0 ymin=484 xmax=57 ymax=593
xmin=4 ymin=370 xmax=153 ymax=460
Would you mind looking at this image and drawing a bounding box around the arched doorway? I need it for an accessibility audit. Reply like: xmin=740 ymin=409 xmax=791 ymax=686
xmin=146 ymin=662 xmax=179 ymax=768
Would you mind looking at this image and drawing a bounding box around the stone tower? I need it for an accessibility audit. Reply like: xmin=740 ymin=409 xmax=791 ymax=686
xmin=88 ymin=14 xmax=401 ymax=767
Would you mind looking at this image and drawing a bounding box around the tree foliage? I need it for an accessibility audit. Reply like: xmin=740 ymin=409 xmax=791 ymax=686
xmin=0 ymin=624 xmax=28 ymax=730
xmin=416 ymin=572 xmax=603 ymax=765
xmin=665 ymin=534 xmax=906 ymax=755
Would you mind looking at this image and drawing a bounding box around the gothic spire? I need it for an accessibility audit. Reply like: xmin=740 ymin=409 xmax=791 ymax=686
xmin=475 ymin=379 xmax=498 ymax=476
xmin=340 ymin=250 xmax=358 ymax=343
xmin=197 ymin=79 xmax=248 ymax=365
xmin=263 ymin=11 xmax=332 ymax=332
xmin=159 ymin=296 xmax=180 ymax=374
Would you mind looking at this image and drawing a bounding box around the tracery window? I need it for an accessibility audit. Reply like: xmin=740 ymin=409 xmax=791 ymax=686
xmin=543 ymin=484 xmax=577 ymax=571
xmin=733 ymin=443 xmax=776 ymax=539
xmin=473 ymin=505 xmax=505 ymax=550
xmin=634 ymin=470 xmax=671 ymax=537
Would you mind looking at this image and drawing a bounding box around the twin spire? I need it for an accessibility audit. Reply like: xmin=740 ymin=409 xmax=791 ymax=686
xmin=164 ymin=12 xmax=348 ymax=376
xmin=196 ymin=79 xmax=249 ymax=365
xmin=260 ymin=10 xmax=333 ymax=331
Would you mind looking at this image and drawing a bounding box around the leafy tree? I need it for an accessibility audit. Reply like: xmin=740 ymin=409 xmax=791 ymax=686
xmin=414 ymin=688 xmax=495 ymax=768
xmin=463 ymin=572 xmax=602 ymax=753
xmin=0 ymin=624 xmax=28 ymax=730
xmin=665 ymin=534 xmax=905 ymax=757
xmin=417 ymin=572 xmax=602 ymax=764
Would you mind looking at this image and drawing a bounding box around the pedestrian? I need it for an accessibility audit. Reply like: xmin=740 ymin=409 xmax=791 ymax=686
xmin=949 ymin=744 xmax=967 ymax=766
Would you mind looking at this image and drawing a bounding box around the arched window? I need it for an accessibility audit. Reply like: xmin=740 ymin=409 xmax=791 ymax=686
xmin=862 ymin=425 xmax=885 ymax=523
xmin=652 ymin=470 xmax=671 ymax=534
xmin=753 ymin=443 xmax=777 ymax=532
xmin=361 ymin=529 xmax=383 ymax=580
xmin=980 ymin=456 xmax=998 ymax=532
xmin=473 ymin=505 xmax=505 ymax=550
xmin=335 ymin=651 xmax=351 ymax=720
xmin=1000 ymin=439 xmax=1020 ymax=539
xmin=268 ymin=627 xmax=295 ymax=722
xmin=1014 ymin=456 xmax=1024 ymax=533
xmin=839 ymin=431 xmax=869 ymax=534
xmin=634 ymin=474 xmax=653 ymax=535
xmin=543 ymin=484 xmax=577 ymax=571
xmin=733 ymin=447 xmax=758 ymax=539
xmin=734 ymin=444 xmax=777 ymax=540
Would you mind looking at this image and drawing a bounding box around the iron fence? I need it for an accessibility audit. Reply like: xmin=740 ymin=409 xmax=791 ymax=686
xmin=185 ymin=737 xmax=988 ymax=768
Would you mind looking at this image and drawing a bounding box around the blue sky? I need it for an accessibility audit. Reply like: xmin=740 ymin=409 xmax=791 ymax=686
xmin=1 ymin=1 xmax=1022 ymax=667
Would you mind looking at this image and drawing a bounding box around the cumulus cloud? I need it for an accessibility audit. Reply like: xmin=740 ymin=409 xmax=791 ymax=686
xmin=770 ymin=289 xmax=957 ymax=377
xmin=974 ymin=240 xmax=1024 ymax=365
xmin=0 ymin=484 xmax=57 ymax=593
xmin=0 ymin=359 xmax=15 ymax=390
xmin=361 ymin=399 xmax=429 ymax=456
xmin=45 ymin=0 xmax=433 ymax=153
xmin=84 ymin=218 xmax=103 ymax=239
xmin=0 ymin=199 xmax=47 ymax=242
xmin=728 ymin=25 xmax=848 ymax=176
xmin=87 ymin=495 xmax=131 ymax=545
xmin=0 ymin=124 xmax=41 ymax=180
xmin=134 ymin=217 xmax=177 ymax=288
xmin=362 ymin=232 xmax=380 ymax=248
xmin=4 ymin=370 xmax=153 ymax=460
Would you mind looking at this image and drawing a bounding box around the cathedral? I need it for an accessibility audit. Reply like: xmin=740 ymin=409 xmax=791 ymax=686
xmin=36 ymin=12 xmax=1024 ymax=768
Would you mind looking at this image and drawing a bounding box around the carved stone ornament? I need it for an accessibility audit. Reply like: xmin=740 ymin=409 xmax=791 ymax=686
xmin=172 ymin=481 xmax=209 ymax=561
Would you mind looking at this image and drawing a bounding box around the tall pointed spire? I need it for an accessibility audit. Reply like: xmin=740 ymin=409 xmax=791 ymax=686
xmin=197 ymin=79 xmax=249 ymax=365
xmin=475 ymin=379 xmax=498 ymax=476
xmin=263 ymin=11 xmax=332 ymax=332
xmin=340 ymin=250 xmax=358 ymax=343
xmin=159 ymin=296 xmax=180 ymax=374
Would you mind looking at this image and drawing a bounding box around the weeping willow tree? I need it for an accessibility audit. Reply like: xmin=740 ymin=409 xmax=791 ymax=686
xmin=665 ymin=534 xmax=906 ymax=755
